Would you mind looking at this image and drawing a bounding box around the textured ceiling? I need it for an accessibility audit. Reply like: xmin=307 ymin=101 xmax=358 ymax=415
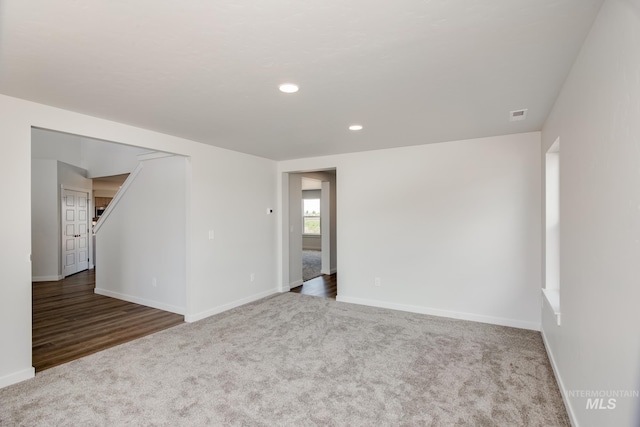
xmin=0 ymin=0 xmax=603 ymax=160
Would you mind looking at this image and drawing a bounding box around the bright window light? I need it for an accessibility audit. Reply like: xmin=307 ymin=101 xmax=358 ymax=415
xmin=303 ymin=199 xmax=320 ymax=234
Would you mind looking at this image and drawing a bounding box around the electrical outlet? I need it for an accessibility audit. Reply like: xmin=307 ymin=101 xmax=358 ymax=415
xmin=374 ymin=277 xmax=381 ymax=287
xmin=208 ymin=230 xmax=215 ymax=240
xmin=250 ymin=273 xmax=255 ymax=282
xmin=152 ymin=277 xmax=157 ymax=287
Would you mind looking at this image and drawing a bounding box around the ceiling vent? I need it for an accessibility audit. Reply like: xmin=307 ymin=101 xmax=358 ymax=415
xmin=509 ymin=109 xmax=528 ymax=121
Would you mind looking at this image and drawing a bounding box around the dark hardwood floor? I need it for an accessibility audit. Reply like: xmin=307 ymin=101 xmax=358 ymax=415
xmin=290 ymin=273 xmax=337 ymax=299
xmin=32 ymin=269 xmax=184 ymax=371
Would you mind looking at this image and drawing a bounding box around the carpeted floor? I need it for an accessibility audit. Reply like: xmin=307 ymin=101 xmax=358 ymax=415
xmin=303 ymin=249 xmax=322 ymax=282
xmin=0 ymin=293 xmax=569 ymax=426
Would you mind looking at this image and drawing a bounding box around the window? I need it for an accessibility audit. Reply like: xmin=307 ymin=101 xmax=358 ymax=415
xmin=303 ymin=199 xmax=320 ymax=234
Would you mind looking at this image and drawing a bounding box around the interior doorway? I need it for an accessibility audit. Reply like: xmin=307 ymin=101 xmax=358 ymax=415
xmin=30 ymin=127 xmax=186 ymax=371
xmin=285 ymin=169 xmax=338 ymax=299
xmin=302 ymin=177 xmax=322 ymax=282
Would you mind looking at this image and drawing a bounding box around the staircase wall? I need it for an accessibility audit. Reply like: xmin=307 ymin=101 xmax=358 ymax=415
xmin=95 ymin=154 xmax=187 ymax=314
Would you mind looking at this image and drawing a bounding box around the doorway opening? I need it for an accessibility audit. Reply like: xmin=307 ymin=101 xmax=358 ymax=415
xmin=302 ymin=178 xmax=322 ymax=282
xmin=30 ymin=127 xmax=187 ymax=370
xmin=284 ymin=169 xmax=337 ymax=299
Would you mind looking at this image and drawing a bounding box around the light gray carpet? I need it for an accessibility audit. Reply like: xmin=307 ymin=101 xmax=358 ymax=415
xmin=0 ymin=293 xmax=569 ymax=426
xmin=303 ymin=250 xmax=322 ymax=282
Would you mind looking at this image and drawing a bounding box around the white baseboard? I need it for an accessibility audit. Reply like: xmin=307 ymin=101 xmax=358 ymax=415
xmin=0 ymin=367 xmax=35 ymax=389
xmin=541 ymin=329 xmax=578 ymax=427
xmin=330 ymin=268 xmax=337 ymax=274
xmin=94 ymin=288 xmax=185 ymax=316
xmin=32 ymin=275 xmax=63 ymax=282
xmin=289 ymin=279 xmax=303 ymax=289
xmin=185 ymin=288 xmax=279 ymax=323
xmin=335 ymin=295 xmax=540 ymax=331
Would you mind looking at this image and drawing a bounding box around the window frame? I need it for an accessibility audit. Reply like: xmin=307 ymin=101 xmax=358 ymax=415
xmin=302 ymin=198 xmax=321 ymax=235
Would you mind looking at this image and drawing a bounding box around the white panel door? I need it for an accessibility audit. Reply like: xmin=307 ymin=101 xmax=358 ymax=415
xmin=62 ymin=189 xmax=90 ymax=277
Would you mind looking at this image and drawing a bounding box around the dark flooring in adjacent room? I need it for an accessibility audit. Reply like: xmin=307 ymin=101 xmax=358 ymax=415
xmin=290 ymin=273 xmax=337 ymax=299
xmin=32 ymin=269 xmax=184 ymax=371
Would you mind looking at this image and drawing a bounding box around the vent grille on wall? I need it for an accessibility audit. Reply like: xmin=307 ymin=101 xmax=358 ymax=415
xmin=509 ymin=109 xmax=528 ymax=121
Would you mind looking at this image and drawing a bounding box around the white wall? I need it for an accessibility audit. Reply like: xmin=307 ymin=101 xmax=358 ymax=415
xmin=31 ymin=159 xmax=59 ymax=281
xmin=0 ymin=104 xmax=34 ymax=388
xmin=81 ymin=137 xmax=149 ymax=178
xmin=541 ymin=1 xmax=640 ymax=426
xmin=32 ymin=127 xmax=148 ymax=178
xmin=58 ymin=161 xmax=91 ymax=192
xmin=95 ymin=156 xmax=187 ymax=314
xmin=31 ymin=128 xmax=83 ymax=166
xmin=303 ymin=236 xmax=321 ymax=251
xmin=0 ymin=93 xmax=277 ymax=388
xmin=187 ymin=147 xmax=277 ymax=321
xmin=279 ymin=132 xmax=542 ymax=330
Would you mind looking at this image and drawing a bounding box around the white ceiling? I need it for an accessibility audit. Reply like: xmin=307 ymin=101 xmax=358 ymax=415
xmin=301 ymin=177 xmax=322 ymax=191
xmin=0 ymin=0 xmax=603 ymax=160
xmin=92 ymin=174 xmax=129 ymax=192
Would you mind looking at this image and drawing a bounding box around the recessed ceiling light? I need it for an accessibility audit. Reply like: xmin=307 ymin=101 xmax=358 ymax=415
xmin=349 ymin=125 xmax=363 ymax=131
xmin=279 ymin=83 xmax=299 ymax=93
